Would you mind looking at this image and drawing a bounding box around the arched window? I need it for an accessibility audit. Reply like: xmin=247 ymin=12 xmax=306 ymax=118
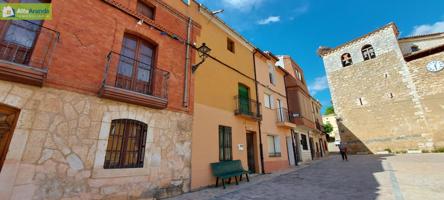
xmin=104 ymin=119 xmax=148 ymax=169
xmin=362 ymin=45 xmax=376 ymax=60
xmin=341 ymin=53 xmax=353 ymax=67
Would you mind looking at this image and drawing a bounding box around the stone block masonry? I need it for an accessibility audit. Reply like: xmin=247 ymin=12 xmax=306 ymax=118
xmin=0 ymin=80 xmax=193 ymax=199
xmin=320 ymin=23 xmax=443 ymax=153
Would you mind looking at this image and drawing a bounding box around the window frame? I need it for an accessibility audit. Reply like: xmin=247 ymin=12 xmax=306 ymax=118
xmin=268 ymin=64 xmax=276 ymax=85
xmin=361 ymin=44 xmax=376 ymax=61
xmin=268 ymin=135 xmax=281 ymax=157
xmin=341 ymin=53 xmax=353 ymax=67
xmin=104 ymin=119 xmax=148 ymax=169
xmin=227 ymin=38 xmax=235 ymax=53
xmin=116 ymin=33 xmax=157 ymax=95
xmin=411 ymin=45 xmax=420 ymax=52
xmin=0 ymin=0 xmax=50 ymax=65
xmin=264 ymin=93 xmax=273 ymax=109
xmin=219 ymin=125 xmax=232 ymax=161
xmin=137 ymin=0 xmax=156 ymax=20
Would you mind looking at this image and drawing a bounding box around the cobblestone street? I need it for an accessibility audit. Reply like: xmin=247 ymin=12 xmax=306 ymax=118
xmin=169 ymin=154 xmax=444 ymax=200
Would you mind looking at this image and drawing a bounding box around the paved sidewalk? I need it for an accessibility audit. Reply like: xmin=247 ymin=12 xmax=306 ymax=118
xmin=167 ymin=154 xmax=444 ymax=200
xmin=167 ymin=159 xmax=323 ymax=200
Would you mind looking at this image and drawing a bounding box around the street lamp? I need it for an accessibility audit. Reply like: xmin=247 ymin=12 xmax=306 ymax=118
xmin=192 ymin=43 xmax=211 ymax=73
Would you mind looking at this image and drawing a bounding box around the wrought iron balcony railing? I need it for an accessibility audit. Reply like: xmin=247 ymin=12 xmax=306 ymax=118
xmin=0 ymin=20 xmax=59 ymax=86
xmin=276 ymin=108 xmax=296 ymax=128
xmin=100 ymin=51 xmax=170 ymax=109
xmin=276 ymin=107 xmax=290 ymax=123
xmin=234 ymin=96 xmax=261 ymax=120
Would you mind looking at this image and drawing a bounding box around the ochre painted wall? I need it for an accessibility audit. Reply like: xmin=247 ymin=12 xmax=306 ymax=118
xmin=166 ymin=0 xmax=260 ymax=190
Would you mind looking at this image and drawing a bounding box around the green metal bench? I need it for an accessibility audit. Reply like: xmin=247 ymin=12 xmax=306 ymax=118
xmin=210 ymin=160 xmax=250 ymax=189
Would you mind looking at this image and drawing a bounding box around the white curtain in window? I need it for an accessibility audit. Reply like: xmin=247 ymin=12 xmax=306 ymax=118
xmin=275 ymin=136 xmax=281 ymax=153
xmin=268 ymin=64 xmax=276 ymax=84
xmin=268 ymin=136 xmax=274 ymax=154
xmin=264 ymin=94 xmax=270 ymax=108
xmin=269 ymin=95 xmax=274 ymax=109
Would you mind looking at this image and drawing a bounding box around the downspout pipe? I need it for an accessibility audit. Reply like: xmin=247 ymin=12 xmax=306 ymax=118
xmin=183 ymin=17 xmax=192 ymax=108
xmin=252 ymin=49 xmax=265 ymax=174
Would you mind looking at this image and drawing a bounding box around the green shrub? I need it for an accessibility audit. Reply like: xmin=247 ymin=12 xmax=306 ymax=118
xmin=432 ymin=147 xmax=444 ymax=153
xmin=395 ymin=150 xmax=407 ymax=154
xmin=384 ymin=148 xmax=392 ymax=153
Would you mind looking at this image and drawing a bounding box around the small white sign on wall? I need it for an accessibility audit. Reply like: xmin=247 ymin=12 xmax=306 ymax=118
xmin=238 ymin=144 xmax=244 ymax=151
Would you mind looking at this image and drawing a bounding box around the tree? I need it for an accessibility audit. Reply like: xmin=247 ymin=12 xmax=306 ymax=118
xmin=324 ymin=106 xmax=335 ymax=115
xmin=323 ymin=122 xmax=333 ymax=134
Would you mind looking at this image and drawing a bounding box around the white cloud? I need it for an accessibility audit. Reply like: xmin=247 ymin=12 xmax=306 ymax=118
xmin=411 ymin=21 xmax=444 ymax=36
xmin=308 ymin=76 xmax=329 ymax=95
xmin=257 ymin=16 xmax=280 ymax=25
xmin=222 ymin=0 xmax=264 ymax=11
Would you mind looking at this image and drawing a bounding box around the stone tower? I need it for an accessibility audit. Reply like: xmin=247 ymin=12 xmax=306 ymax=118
xmin=318 ymin=23 xmax=444 ymax=153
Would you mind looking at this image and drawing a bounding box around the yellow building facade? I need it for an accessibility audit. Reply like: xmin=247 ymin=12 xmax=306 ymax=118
xmin=166 ymin=1 xmax=261 ymax=189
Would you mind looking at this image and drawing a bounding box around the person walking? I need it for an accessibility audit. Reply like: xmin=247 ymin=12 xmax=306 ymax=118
xmin=338 ymin=142 xmax=348 ymax=161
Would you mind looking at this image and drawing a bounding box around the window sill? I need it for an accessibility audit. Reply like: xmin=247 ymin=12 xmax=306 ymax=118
xmin=0 ymin=60 xmax=47 ymax=87
xmin=268 ymin=153 xmax=281 ymax=157
xmin=99 ymin=85 xmax=168 ymax=109
xmin=92 ymin=167 xmax=150 ymax=178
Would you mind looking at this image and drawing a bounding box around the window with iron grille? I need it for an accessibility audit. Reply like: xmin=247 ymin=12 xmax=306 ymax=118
xmin=104 ymin=119 xmax=148 ymax=169
xmin=219 ymin=125 xmax=232 ymax=161
xmin=137 ymin=0 xmax=155 ymax=20
xmin=301 ymin=134 xmax=308 ymax=150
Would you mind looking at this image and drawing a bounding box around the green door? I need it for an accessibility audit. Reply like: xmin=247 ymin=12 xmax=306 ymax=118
xmin=238 ymin=84 xmax=250 ymax=115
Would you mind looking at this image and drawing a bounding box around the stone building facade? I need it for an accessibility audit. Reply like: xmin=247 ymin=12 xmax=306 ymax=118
xmin=0 ymin=0 xmax=200 ymax=199
xmin=322 ymin=114 xmax=340 ymax=152
xmin=318 ymin=23 xmax=444 ymax=153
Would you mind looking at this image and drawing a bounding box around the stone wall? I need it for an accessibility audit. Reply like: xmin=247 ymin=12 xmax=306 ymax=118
xmin=321 ymin=25 xmax=440 ymax=153
xmin=399 ymin=35 xmax=444 ymax=55
xmin=407 ymin=52 xmax=444 ymax=148
xmin=0 ymin=80 xmax=192 ymax=200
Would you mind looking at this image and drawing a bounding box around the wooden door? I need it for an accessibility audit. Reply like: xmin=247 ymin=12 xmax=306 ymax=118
xmin=0 ymin=105 xmax=20 ymax=172
xmin=309 ymin=137 xmax=315 ymax=160
xmin=246 ymin=132 xmax=256 ymax=173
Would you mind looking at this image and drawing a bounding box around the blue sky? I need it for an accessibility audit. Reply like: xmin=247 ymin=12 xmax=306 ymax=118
xmin=197 ymin=0 xmax=444 ymax=113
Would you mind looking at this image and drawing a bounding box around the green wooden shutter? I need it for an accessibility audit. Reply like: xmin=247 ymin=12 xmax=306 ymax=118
xmin=238 ymin=85 xmax=250 ymax=114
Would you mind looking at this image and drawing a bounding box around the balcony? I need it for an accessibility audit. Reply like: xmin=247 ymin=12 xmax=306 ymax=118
xmin=288 ymin=111 xmax=316 ymax=130
xmin=276 ymin=108 xmax=296 ymax=128
xmin=0 ymin=20 xmax=59 ymax=86
xmin=99 ymin=52 xmax=170 ymax=109
xmin=316 ymin=120 xmax=324 ymax=133
xmin=234 ymin=96 xmax=261 ymax=120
